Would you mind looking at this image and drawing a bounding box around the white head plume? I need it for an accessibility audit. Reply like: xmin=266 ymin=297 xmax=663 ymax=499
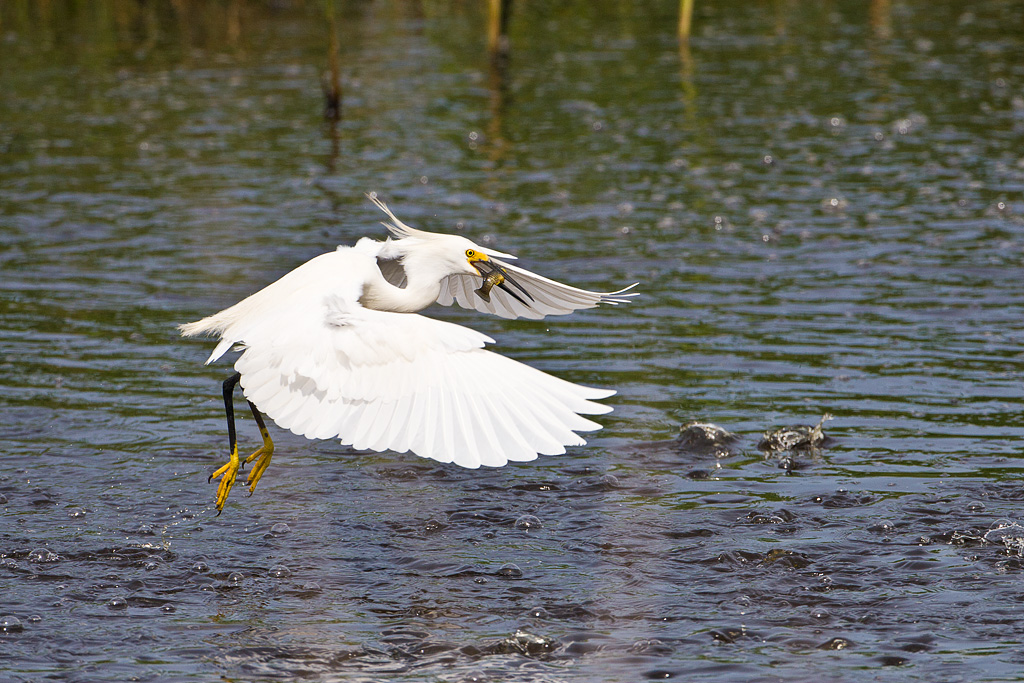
xmin=366 ymin=193 xmax=517 ymax=260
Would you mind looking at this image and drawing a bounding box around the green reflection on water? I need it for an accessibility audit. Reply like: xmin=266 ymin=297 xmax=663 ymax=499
xmin=4 ymin=3 xmax=1024 ymax=681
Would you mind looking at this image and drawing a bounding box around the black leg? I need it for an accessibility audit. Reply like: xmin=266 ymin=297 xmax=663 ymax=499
xmin=211 ymin=371 xmax=274 ymax=511
xmin=209 ymin=372 xmax=245 ymax=512
xmin=220 ymin=372 xmax=242 ymax=473
xmin=247 ymin=399 xmax=268 ymax=435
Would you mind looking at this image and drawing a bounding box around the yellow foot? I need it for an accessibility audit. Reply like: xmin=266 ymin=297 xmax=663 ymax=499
xmin=209 ymin=444 xmax=240 ymax=512
xmin=243 ymin=433 xmax=274 ymax=497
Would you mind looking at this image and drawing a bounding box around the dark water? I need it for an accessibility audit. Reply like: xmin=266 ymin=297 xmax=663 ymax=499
xmin=3 ymin=1 xmax=1024 ymax=680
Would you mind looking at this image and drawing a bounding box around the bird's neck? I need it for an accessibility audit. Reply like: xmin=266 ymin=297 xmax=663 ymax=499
xmin=360 ymin=260 xmax=444 ymax=313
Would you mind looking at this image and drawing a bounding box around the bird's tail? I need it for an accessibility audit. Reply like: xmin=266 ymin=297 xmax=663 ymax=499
xmin=179 ymin=314 xmax=238 ymax=365
xmin=178 ymin=315 xmax=224 ymax=338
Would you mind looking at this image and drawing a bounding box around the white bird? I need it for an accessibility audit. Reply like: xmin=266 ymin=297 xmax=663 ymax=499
xmin=180 ymin=195 xmax=635 ymax=511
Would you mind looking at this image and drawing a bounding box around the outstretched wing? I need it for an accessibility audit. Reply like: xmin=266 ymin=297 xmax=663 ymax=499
xmin=233 ymin=297 xmax=613 ymax=468
xmin=364 ymin=194 xmax=636 ymax=320
xmin=438 ymin=258 xmax=637 ymax=320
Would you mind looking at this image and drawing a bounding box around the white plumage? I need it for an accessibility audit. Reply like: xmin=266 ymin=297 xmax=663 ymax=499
xmin=180 ymin=196 xmax=635 ymax=509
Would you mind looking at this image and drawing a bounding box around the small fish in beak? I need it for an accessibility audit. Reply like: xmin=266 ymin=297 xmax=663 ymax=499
xmin=475 ymin=270 xmax=505 ymax=302
xmin=472 ymin=260 xmax=535 ymax=306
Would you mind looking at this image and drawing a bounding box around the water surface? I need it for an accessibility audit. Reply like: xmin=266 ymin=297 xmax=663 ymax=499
xmin=2 ymin=1 xmax=1024 ymax=681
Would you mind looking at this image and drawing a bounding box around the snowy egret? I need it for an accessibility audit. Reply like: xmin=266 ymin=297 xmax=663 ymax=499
xmin=180 ymin=195 xmax=635 ymax=511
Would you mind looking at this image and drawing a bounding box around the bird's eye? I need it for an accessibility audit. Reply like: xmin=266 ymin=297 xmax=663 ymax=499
xmin=466 ymin=249 xmax=476 ymax=258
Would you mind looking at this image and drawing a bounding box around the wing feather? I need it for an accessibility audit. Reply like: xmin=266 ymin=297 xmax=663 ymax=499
xmin=458 ymin=374 xmax=505 ymax=467
xmin=235 ymin=304 xmax=614 ymax=467
xmin=363 ymin=397 xmax=398 ymax=452
xmin=486 ymin=392 xmax=537 ymax=463
xmin=502 ymin=389 xmax=570 ymax=455
xmin=349 ymin=396 xmax=384 ymax=450
xmin=438 ymin=257 xmax=637 ymax=321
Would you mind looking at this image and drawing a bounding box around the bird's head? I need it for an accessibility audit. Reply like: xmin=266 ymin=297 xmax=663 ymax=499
xmin=408 ymin=234 xmax=505 ymax=276
xmin=461 ymin=242 xmax=535 ymax=305
xmin=391 ymin=233 xmax=532 ymax=305
xmin=458 ymin=242 xmax=496 ymax=277
xmin=368 ymin=194 xmax=531 ymax=304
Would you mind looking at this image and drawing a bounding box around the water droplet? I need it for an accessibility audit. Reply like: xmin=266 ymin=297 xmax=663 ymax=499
xmin=228 ymin=572 xmax=244 ymax=585
xmin=27 ymin=548 xmax=59 ymax=564
xmin=0 ymin=558 xmax=18 ymax=570
xmin=811 ymin=608 xmax=830 ymax=620
xmin=0 ymin=494 xmax=7 ymax=505
xmin=819 ymin=637 xmax=850 ymax=650
xmin=137 ymin=524 xmax=156 ymax=536
xmin=270 ymin=522 xmax=290 ymax=535
xmin=495 ymin=629 xmax=556 ymax=655
xmin=0 ymin=616 xmax=23 ymax=632
xmin=269 ymin=565 xmax=291 ymax=578
xmin=966 ymin=501 xmax=986 ymax=512
xmin=496 ymin=563 xmax=523 ymax=578
xmin=107 ymin=597 xmax=128 ymax=611
xmin=161 ymin=604 xmax=176 ymax=613
xmin=419 ymin=175 xmax=428 ymax=184
xmin=424 ymin=519 xmax=446 ymax=533
xmin=27 ymin=615 xmax=41 ymax=624
xmin=514 ymin=515 xmax=542 ymax=531
xmin=468 ymin=131 xmax=478 ymax=141
xmin=66 ymin=507 xmax=86 ymax=519
xmin=762 ymin=154 xmax=773 ymax=165
xmin=301 ymin=581 xmax=321 ymax=592
xmin=525 ymin=606 xmax=550 ymax=619
xmin=191 ymin=561 xmax=210 ymax=573
xmin=599 ymin=474 xmax=619 ymax=488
